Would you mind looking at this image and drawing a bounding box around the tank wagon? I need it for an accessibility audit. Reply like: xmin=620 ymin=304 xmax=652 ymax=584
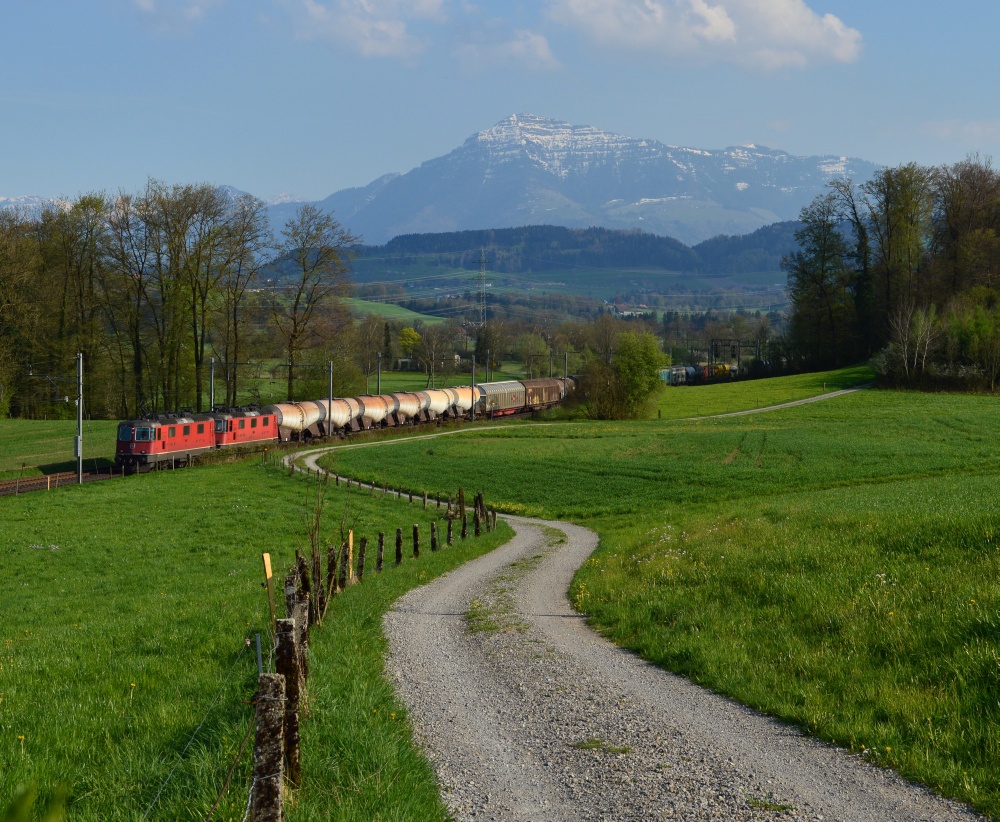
xmin=115 ymin=377 xmax=574 ymax=470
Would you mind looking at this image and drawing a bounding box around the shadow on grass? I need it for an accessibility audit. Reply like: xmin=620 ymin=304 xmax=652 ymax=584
xmin=39 ymin=458 xmax=116 ymax=474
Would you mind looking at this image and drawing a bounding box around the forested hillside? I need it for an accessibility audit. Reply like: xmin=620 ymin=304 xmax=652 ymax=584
xmin=353 ymin=223 xmax=796 ymax=280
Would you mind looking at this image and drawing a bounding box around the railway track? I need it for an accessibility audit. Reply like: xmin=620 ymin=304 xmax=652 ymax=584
xmin=0 ymin=467 xmax=120 ymax=497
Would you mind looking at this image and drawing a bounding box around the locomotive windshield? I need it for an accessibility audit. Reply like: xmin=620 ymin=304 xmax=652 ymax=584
xmin=135 ymin=427 xmax=154 ymax=441
xmin=117 ymin=423 xmax=132 ymax=441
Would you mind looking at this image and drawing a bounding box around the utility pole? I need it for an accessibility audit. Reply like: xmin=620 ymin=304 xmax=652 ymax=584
xmin=76 ymin=352 xmax=83 ymax=485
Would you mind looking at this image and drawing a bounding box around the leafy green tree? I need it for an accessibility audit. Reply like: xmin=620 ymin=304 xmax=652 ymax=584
xmin=581 ymin=329 xmax=664 ymax=419
xmin=611 ymin=331 xmax=666 ymax=416
xmin=213 ymin=191 xmax=270 ymax=406
xmin=398 ymin=327 xmax=421 ymax=358
xmin=515 ymin=332 xmax=550 ymax=377
xmin=271 ymin=205 xmax=359 ymax=400
xmin=783 ymin=193 xmax=856 ymax=367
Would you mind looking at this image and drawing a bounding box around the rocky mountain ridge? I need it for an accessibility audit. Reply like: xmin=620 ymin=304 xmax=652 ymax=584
xmin=273 ymin=113 xmax=877 ymax=245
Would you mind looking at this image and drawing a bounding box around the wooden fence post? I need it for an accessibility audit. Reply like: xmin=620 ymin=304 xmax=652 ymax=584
xmin=357 ymin=537 xmax=367 ymax=581
xmin=262 ymin=554 xmax=277 ymax=626
xmin=338 ymin=543 xmax=348 ymax=591
xmin=325 ymin=546 xmax=337 ymax=603
xmin=292 ymin=597 xmax=309 ymax=695
xmin=376 ymin=532 xmax=385 ymax=572
xmin=422 ymin=491 xmax=427 ymax=509
xmin=412 ymin=524 xmax=420 ymax=559
xmin=274 ymin=619 xmax=301 ymax=787
xmin=347 ymin=531 xmax=355 ymax=586
xmin=430 ymin=522 xmax=438 ymax=552
xmin=284 ymin=572 xmax=298 ymax=621
xmin=474 ymin=508 xmax=481 ymax=537
xmin=395 ymin=528 xmax=403 ymax=565
xmin=447 ymin=518 xmax=453 ymax=546
xmin=461 ymin=513 xmax=468 ymax=540
xmin=251 ymin=673 xmax=285 ymax=821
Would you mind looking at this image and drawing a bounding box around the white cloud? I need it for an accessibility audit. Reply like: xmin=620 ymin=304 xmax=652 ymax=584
xmin=457 ymin=29 xmax=562 ymax=71
xmin=548 ymin=0 xmax=861 ymax=70
xmin=282 ymin=0 xmax=447 ymax=58
xmin=131 ymin=0 xmax=225 ymax=32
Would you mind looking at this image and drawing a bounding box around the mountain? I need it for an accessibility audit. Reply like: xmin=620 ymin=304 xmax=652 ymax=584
xmin=277 ymin=114 xmax=877 ymax=246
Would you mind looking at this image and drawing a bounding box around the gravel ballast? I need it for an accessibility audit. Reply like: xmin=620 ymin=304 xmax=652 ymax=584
xmin=383 ymin=515 xmax=981 ymax=822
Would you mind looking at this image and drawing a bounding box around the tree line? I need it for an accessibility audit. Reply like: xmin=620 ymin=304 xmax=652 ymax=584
xmin=784 ymin=155 xmax=1000 ymax=389
xmin=0 ymin=181 xmax=670 ymax=422
xmin=0 ymin=181 xmax=356 ymax=419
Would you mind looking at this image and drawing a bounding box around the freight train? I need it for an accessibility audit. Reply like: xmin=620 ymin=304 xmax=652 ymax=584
xmin=114 ymin=377 xmax=574 ymax=471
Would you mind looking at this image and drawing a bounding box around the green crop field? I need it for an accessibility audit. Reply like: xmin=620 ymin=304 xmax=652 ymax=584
xmin=0 ymin=457 xmax=508 ymax=819
xmin=322 ymin=376 xmax=1000 ymax=818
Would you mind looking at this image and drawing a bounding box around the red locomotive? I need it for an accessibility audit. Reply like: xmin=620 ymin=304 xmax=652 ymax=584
xmin=115 ymin=409 xmax=278 ymax=471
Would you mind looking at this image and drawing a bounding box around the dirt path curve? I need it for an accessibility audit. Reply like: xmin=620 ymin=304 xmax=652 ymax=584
xmin=384 ymin=515 xmax=979 ymax=822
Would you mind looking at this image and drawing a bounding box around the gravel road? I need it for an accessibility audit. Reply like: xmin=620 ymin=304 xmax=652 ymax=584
xmin=384 ymin=515 xmax=980 ymax=822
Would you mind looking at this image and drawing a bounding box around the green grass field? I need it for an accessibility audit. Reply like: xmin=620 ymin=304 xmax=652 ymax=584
xmin=322 ymin=376 xmax=1000 ymax=818
xmin=6 ymin=367 xmax=1000 ymax=818
xmin=0 ymin=420 xmax=118 ymax=480
xmin=0 ymin=457 xmax=507 ymax=819
xmin=345 ymin=297 xmax=447 ymax=325
xmin=655 ymin=365 xmax=873 ymax=419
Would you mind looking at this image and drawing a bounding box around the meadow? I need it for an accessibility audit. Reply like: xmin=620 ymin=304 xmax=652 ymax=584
xmin=6 ymin=367 xmax=999 ymax=819
xmin=0 ymin=457 xmax=508 ymax=819
xmin=0 ymin=419 xmax=117 ymax=480
xmin=323 ymin=379 xmax=1000 ymax=818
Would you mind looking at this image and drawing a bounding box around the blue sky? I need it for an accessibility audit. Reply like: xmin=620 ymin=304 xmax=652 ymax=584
xmin=3 ymin=1 xmax=998 ymax=203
